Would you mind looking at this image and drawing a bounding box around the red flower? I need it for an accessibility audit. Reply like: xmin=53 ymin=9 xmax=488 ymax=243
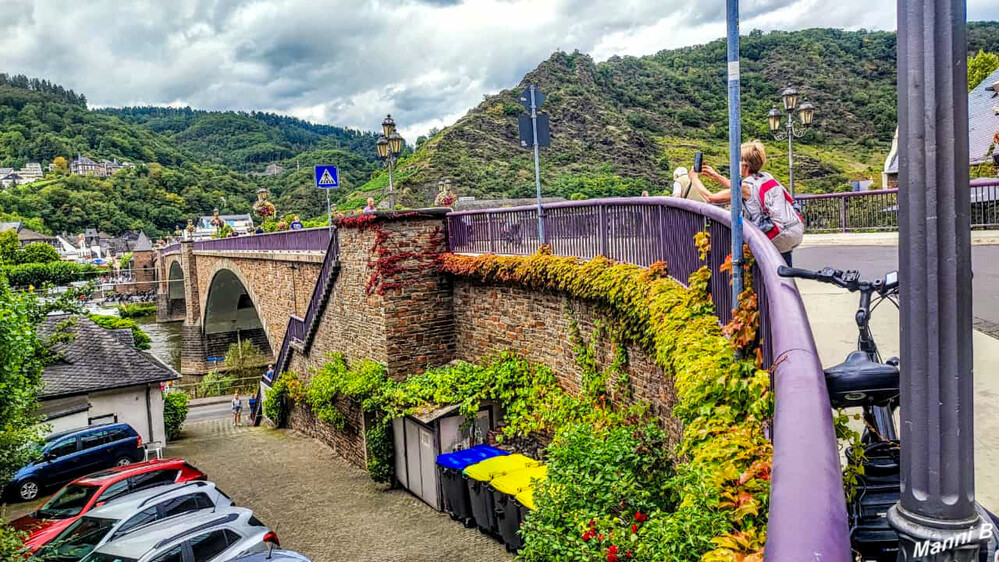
xmin=626 ymin=551 xmax=633 ymax=558
xmin=598 ymin=534 xmax=604 ymax=541
xmin=634 ymin=511 xmax=648 ymax=523
xmin=589 ymin=519 xmax=596 ymax=528
xmin=631 ymin=524 xmax=638 ymax=534
xmin=582 ymin=530 xmax=593 ymax=541
xmin=608 ymin=545 xmax=619 ymax=562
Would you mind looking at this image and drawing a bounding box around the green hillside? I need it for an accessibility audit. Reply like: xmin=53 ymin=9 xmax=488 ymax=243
xmin=99 ymin=106 xmax=381 ymax=170
xmin=353 ymin=23 xmax=999 ymax=206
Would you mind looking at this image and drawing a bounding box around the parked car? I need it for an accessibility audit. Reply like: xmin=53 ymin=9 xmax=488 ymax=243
xmin=230 ymin=548 xmax=310 ymax=562
xmin=37 ymin=481 xmax=234 ymax=561
xmin=9 ymin=458 xmax=207 ymax=553
xmin=4 ymin=424 xmax=146 ymax=503
xmin=81 ymin=507 xmax=277 ymax=562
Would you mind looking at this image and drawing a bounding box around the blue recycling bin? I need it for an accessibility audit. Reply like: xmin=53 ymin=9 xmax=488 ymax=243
xmin=436 ymin=445 xmax=508 ymax=526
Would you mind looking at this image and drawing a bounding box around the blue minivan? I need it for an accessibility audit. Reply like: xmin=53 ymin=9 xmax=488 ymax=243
xmin=5 ymin=424 xmax=146 ymax=502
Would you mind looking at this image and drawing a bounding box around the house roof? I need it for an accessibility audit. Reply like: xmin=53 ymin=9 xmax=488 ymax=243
xmin=970 ymin=67 xmax=999 ymax=164
xmin=132 ymin=232 xmax=153 ymax=252
xmin=0 ymin=221 xmax=22 ymax=232
xmin=40 ymin=315 xmax=179 ymax=399
xmin=74 ymin=155 xmax=98 ymax=166
xmin=18 ymin=227 xmax=55 ymax=242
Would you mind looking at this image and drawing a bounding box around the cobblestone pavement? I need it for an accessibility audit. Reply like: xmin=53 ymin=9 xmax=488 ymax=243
xmin=166 ymin=420 xmax=512 ymax=562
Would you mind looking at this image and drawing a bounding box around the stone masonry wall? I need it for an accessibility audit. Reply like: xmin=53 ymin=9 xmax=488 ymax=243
xmin=452 ymin=280 xmax=682 ymax=445
xmin=285 ymin=212 xmax=453 ymax=467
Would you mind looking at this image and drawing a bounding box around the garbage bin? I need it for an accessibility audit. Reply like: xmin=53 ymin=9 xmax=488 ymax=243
xmin=514 ymin=487 xmax=538 ymax=537
xmin=463 ymin=454 xmax=538 ymax=535
xmin=490 ymin=465 xmax=547 ymax=552
xmin=436 ymin=445 xmax=508 ymax=526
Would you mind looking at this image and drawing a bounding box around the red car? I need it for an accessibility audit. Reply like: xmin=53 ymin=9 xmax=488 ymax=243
xmin=10 ymin=457 xmax=206 ymax=552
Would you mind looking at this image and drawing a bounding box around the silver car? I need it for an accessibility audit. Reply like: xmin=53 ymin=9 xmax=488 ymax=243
xmin=80 ymin=507 xmax=275 ymax=562
xmin=39 ymin=481 xmax=234 ymax=561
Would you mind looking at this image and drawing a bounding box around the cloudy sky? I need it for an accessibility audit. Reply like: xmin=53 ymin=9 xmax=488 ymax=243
xmin=2 ymin=0 xmax=997 ymax=139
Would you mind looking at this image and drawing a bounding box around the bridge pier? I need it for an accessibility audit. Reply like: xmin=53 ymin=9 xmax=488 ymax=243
xmin=179 ymin=240 xmax=208 ymax=376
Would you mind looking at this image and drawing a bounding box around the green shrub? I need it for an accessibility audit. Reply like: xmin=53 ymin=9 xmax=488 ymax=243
xmin=223 ymin=341 xmax=267 ymax=378
xmin=198 ymin=370 xmax=236 ymax=398
xmin=263 ymin=373 xmax=300 ymax=426
xmin=3 ymin=261 xmax=99 ymax=287
xmin=117 ymin=302 xmax=157 ymax=318
xmin=18 ymin=242 xmax=60 ymax=264
xmin=365 ymin=418 xmax=394 ymax=484
xmin=87 ymin=314 xmax=151 ymax=350
xmin=163 ymin=392 xmax=189 ymax=440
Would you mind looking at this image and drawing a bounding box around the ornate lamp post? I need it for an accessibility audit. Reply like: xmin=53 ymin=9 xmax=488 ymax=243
xmin=376 ymin=115 xmax=404 ymax=211
xmin=767 ymin=85 xmax=816 ymax=196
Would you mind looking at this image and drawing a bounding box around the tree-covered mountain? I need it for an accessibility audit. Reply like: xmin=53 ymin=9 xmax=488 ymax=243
xmin=98 ymin=107 xmax=381 ymax=170
xmin=350 ymin=23 xmax=999 ymax=206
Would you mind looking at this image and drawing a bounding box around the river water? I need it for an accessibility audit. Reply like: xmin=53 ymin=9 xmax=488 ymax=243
xmin=87 ymin=304 xmax=183 ymax=371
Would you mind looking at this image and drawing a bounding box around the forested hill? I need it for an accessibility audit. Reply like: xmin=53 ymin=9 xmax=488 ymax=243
xmin=351 ymin=23 xmax=999 ymax=207
xmin=99 ymin=107 xmax=381 ymax=170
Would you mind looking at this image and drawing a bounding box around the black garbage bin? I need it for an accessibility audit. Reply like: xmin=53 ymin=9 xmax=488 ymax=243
xmin=463 ymin=454 xmax=536 ymax=535
xmin=490 ymin=466 xmax=547 ymax=552
xmin=436 ymin=445 xmax=507 ymax=526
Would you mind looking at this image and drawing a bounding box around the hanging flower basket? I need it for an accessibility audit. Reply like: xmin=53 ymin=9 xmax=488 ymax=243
xmin=253 ymin=200 xmax=276 ymax=218
xmin=434 ymin=185 xmax=458 ymax=207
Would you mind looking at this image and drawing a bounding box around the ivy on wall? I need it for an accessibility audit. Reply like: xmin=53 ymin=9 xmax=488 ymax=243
xmin=440 ymin=243 xmax=773 ymax=560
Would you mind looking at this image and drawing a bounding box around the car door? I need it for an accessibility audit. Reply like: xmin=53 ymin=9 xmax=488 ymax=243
xmin=105 ymin=427 xmax=138 ymax=462
xmin=43 ymin=436 xmax=82 ymax=485
xmin=185 ymin=529 xmax=236 ymax=562
xmin=78 ymin=429 xmax=111 ymax=475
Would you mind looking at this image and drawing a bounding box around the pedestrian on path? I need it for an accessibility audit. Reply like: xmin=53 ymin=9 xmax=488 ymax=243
xmin=290 ymin=216 xmax=304 ymax=230
xmin=232 ymin=392 xmax=243 ymax=426
xmin=265 ymin=364 xmax=275 ymax=381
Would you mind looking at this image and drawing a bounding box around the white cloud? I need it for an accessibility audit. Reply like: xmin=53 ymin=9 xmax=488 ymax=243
xmin=0 ymin=0 xmax=995 ymax=140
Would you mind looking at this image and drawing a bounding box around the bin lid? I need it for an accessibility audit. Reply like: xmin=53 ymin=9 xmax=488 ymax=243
xmin=490 ymin=465 xmax=547 ymax=496
xmin=463 ymin=453 xmax=539 ymax=482
xmin=515 ymin=488 xmax=537 ymax=510
xmin=436 ymin=445 xmax=508 ymax=471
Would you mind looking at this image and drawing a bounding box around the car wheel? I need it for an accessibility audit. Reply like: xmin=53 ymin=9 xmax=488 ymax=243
xmin=115 ymin=457 xmax=132 ymax=467
xmin=18 ymin=479 xmax=40 ymax=501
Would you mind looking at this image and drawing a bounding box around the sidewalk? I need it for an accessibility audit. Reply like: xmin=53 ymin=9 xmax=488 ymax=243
xmin=798 ymin=280 xmax=999 ymax=511
xmin=801 ymin=231 xmax=999 ymax=247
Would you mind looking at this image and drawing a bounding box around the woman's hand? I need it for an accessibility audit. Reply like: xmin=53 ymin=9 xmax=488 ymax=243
xmin=702 ymin=165 xmax=723 ymax=181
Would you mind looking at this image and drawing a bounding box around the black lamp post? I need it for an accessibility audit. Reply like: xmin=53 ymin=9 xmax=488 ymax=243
xmin=767 ymin=86 xmax=816 ymax=196
xmin=376 ymin=115 xmax=404 ymax=211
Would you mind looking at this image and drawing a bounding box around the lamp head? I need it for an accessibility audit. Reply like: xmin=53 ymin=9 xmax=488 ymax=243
xmin=781 ymin=85 xmax=799 ymax=111
xmin=381 ymin=114 xmax=396 ymax=137
xmin=388 ymin=131 xmax=403 ymax=155
xmin=376 ymin=136 xmax=390 ymax=159
xmin=798 ymin=101 xmax=815 ymax=127
xmin=767 ymin=106 xmax=782 ymax=133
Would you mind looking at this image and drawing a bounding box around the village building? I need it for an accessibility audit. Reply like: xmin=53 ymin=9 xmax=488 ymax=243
xmin=0 ymin=221 xmax=59 ymax=249
xmin=37 ymin=315 xmax=179 ymax=443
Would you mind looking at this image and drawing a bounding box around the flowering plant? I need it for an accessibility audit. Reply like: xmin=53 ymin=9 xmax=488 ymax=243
xmin=253 ymin=200 xmax=276 ymax=217
xmin=434 ymin=184 xmax=457 ymax=207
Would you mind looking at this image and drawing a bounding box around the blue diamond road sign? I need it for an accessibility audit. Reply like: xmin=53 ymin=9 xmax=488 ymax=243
xmin=314 ymin=165 xmax=339 ymax=189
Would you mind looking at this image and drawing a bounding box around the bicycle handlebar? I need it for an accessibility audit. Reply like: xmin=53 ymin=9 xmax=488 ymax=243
xmin=776 ymin=265 xmax=820 ymax=280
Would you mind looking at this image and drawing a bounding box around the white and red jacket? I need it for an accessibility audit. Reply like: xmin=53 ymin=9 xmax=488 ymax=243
xmin=742 ymin=172 xmax=804 ymax=253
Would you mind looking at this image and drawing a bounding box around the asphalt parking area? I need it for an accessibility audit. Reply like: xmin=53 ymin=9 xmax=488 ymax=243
xmin=165 ymin=420 xmax=511 ymax=562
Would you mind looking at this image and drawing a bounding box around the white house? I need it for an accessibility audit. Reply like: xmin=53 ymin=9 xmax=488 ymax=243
xmin=38 ymin=315 xmax=180 ymax=443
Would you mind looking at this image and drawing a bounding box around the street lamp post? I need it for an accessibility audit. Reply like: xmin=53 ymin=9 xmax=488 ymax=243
xmin=767 ymin=86 xmax=816 ymax=196
xmin=376 ymin=115 xmax=404 ymax=211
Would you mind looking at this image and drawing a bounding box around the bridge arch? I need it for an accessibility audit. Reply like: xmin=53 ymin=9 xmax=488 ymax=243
xmin=200 ymin=260 xmax=275 ymax=360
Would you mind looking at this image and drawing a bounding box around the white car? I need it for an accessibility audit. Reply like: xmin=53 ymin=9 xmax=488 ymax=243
xmin=39 ymin=481 xmax=234 ymax=561
xmin=81 ymin=507 xmax=276 ymax=562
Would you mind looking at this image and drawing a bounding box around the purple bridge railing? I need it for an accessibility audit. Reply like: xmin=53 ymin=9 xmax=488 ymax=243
xmin=797 ymin=178 xmax=999 ymax=232
xmin=447 ymin=197 xmax=850 ymax=562
xmin=159 ymin=227 xmax=334 ymax=256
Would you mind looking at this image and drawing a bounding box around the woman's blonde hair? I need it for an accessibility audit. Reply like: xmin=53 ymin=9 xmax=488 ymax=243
xmin=741 ymin=141 xmax=767 ymax=174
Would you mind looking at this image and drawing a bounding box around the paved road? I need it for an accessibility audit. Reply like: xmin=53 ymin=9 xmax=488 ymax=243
xmin=796 ymin=245 xmax=999 ymax=333
xmin=165 ymin=421 xmax=510 ymax=562
xmin=186 ymin=400 xmax=240 ymax=423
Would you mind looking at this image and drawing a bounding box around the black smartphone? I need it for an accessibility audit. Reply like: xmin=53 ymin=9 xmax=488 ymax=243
xmin=693 ymin=152 xmax=703 ymax=173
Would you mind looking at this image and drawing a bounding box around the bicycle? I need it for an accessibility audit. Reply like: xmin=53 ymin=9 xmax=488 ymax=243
xmin=777 ymin=265 xmax=997 ymax=561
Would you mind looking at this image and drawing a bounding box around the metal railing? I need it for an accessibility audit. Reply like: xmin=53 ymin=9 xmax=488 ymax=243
xmin=447 ymin=197 xmax=849 ymax=562
xmin=173 ymin=375 xmax=262 ymax=400
xmin=273 ymin=230 xmax=341 ymax=376
xmin=159 ymin=227 xmax=332 ymax=256
xmin=797 ymin=178 xmax=999 ymax=232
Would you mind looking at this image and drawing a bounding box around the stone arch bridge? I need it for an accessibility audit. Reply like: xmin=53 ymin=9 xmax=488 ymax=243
xmin=154 ymin=229 xmax=332 ymax=375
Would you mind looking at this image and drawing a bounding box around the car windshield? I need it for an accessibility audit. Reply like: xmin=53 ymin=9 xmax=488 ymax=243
xmin=38 ymin=516 xmax=118 ymax=561
xmin=37 ymin=484 xmax=101 ymax=519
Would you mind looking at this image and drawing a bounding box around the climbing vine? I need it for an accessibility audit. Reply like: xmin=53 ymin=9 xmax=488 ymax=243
xmin=440 ymin=243 xmax=773 ymax=560
xmin=335 ymin=213 xmax=445 ymax=296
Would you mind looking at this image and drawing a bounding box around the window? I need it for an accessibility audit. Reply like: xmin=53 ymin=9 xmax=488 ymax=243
xmin=47 ymin=437 xmax=78 ymax=459
xmin=81 ymin=431 xmax=109 ymax=450
xmin=160 ymin=493 xmax=213 ymax=518
xmin=128 ymin=470 xmax=179 ymax=492
xmin=147 ymin=544 xmax=183 ymax=562
xmin=45 ymin=516 xmax=118 ymax=559
xmin=188 ymin=530 xmax=230 ymax=562
xmin=85 ymin=554 xmax=138 ymax=562
xmin=37 ymin=484 xmax=101 ymax=519
xmin=247 ymin=516 xmax=265 ymax=528
xmin=106 ymin=428 xmax=132 ymax=442
xmin=97 ymin=480 xmax=130 ymax=504
xmin=115 ymin=506 xmax=159 ymax=536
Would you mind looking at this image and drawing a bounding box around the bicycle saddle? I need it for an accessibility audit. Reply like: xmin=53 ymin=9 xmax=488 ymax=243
xmin=823 ymin=350 xmax=899 ymax=409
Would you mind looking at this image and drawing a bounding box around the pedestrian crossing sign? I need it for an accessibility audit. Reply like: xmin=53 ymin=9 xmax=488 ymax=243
xmin=314 ymin=165 xmax=339 ymax=189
